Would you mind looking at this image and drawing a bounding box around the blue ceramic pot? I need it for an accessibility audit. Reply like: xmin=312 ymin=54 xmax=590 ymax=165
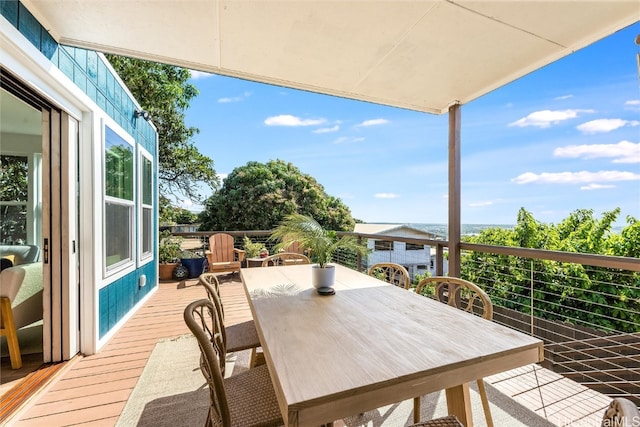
xmin=181 ymin=257 xmax=209 ymax=279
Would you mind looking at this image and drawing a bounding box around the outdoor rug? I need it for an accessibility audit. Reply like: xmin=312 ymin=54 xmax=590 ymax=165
xmin=116 ymin=334 xmax=250 ymax=427
xmin=117 ymin=334 xmax=554 ymax=427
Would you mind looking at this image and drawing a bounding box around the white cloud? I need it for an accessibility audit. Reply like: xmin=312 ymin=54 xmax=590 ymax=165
xmin=468 ymin=201 xmax=493 ymax=207
xmin=509 ymin=109 xmax=594 ymax=128
xmin=180 ymin=199 xmax=193 ymax=207
xmin=313 ymin=125 xmax=340 ymax=134
xmin=218 ymin=91 xmax=251 ymax=103
xmin=512 ymin=170 xmax=640 ymax=185
xmin=334 ymin=136 xmax=365 ymax=144
xmin=554 ymin=95 xmax=573 ymax=101
xmin=554 ymin=140 xmax=640 ymax=164
xmin=374 ymin=193 xmax=399 ymax=199
xmin=580 ymin=183 xmax=616 ymax=191
xmin=189 ymin=70 xmax=213 ymax=79
xmin=217 ymin=173 xmax=228 ymax=181
xmin=356 ymin=118 xmax=389 ymax=127
xmin=264 ymin=115 xmax=326 ymax=127
xmin=577 ymin=118 xmax=640 ymax=134
xmin=625 ymin=100 xmax=640 ymax=109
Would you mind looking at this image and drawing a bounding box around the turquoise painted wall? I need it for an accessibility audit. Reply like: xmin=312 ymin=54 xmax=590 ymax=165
xmin=1 ymin=0 xmax=159 ymax=339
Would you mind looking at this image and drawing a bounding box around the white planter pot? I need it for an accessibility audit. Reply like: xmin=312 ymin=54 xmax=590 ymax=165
xmin=311 ymin=264 xmax=336 ymax=289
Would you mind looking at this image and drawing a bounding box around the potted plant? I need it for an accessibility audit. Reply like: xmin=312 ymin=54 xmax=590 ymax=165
xmin=270 ymin=214 xmax=369 ymax=289
xmin=242 ymin=236 xmax=269 ymax=267
xmin=180 ymin=250 xmax=209 ymax=279
xmin=242 ymin=236 xmax=268 ymax=259
xmin=158 ymin=230 xmax=183 ymax=281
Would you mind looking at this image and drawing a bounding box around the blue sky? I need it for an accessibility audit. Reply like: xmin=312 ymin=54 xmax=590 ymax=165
xmin=183 ymin=22 xmax=639 ymax=226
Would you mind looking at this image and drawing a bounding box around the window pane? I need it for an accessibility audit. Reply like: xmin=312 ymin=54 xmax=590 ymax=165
xmin=0 ymin=155 xmax=28 ymax=202
xmin=374 ymin=240 xmax=393 ymax=251
xmin=406 ymin=243 xmax=424 ymax=250
xmin=142 ymin=207 xmax=152 ymax=255
xmin=105 ymin=127 xmax=133 ymax=200
xmin=105 ymin=202 xmax=131 ymax=267
xmin=142 ymin=157 xmax=152 ymax=206
xmin=0 ymin=155 xmax=29 ymax=244
xmin=0 ymin=204 xmax=27 ymax=244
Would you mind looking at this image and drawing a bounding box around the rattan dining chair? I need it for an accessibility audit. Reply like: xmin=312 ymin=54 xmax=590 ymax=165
xmin=601 ymin=397 xmax=640 ymax=427
xmin=414 ymin=276 xmax=494 ymax=426
xmin=261 ymin=252 xmax=310 ymax=267
xmin=199 ymin=273 xmax=262 ymax=370
xmin=184 ymin=299 xmax=283 ymax=427
xmin=368 ymin=262 xmax=411 ymax=289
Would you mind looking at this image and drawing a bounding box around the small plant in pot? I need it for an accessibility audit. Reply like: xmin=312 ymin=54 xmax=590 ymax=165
xmin=242 ymin=236 xmax=268 ymax=259
xmin=158 ymin=230 xmax=183 ymax=281
xmin=270 ymin=214 xmax=369 ymax=290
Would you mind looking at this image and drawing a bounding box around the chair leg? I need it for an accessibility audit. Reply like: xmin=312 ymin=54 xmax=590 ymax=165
xmin=249 ymin=348 xmax=257 ymax=368
xmin=0 ymin=297 xmax=22 ymax=369
xmin=413 ymin=396 xmax=421 ymax=423
xmin=477 ymin=378 xmax=494 ymax=427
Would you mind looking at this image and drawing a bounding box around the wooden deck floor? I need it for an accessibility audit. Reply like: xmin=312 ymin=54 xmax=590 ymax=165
xmin=5 ymin=275 xmax=611 ymax=426
xmin=8 ymin=275 xmax=250 ymax=426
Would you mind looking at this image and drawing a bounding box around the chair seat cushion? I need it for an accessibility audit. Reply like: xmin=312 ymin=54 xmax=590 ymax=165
xmin=224 ymin=364 xmax=283 ymax=427
xmin=208 ymin=261 xmax=241 ymax=273
xmin=226 ymin=320 xmax=261 ymax=352
xmin=411 ymin=416 xmax=463 ymax=427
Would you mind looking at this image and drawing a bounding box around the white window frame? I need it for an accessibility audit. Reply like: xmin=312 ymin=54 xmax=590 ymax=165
xmin=138 ymin=146 xmax=153 ymax=265
xmin=102 ymin=121 xmax=135 ymax=278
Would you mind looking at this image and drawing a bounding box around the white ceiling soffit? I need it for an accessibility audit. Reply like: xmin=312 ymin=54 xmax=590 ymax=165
xmin=23 ymin=1 xmax=640 ymax=114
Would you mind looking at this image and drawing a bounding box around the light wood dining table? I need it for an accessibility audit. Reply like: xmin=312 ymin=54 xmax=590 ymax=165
xmin=241 ymin=264 xmax=544 ymax=427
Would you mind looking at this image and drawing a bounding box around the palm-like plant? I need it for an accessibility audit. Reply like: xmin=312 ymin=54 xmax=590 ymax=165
xmin=271 ymin=214 xmax=368 ymax=268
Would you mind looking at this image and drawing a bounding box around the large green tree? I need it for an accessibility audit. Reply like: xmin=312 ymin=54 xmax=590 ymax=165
xmin=106 ymin=55 xmax=218 ymax=205
xmin=158 ymin=195 xmax=199 ymax=225
xmin=199 ymin=160 xmax=355 ymax=232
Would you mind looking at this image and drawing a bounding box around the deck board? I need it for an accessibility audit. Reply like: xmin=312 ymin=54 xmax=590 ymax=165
xmin=8 ymin=274 xmax=613 ymax=426
xmin=486 ymin=364 xmax=610 ymax=427
xmin=10 ymin=276 xmax=249 ymax=426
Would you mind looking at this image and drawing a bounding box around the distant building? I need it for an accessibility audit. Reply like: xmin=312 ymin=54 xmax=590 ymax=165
xmin=160 ymin=224 xmax=201 ymax=233
xmin=354 ymin=224 xmax=448 ymax=281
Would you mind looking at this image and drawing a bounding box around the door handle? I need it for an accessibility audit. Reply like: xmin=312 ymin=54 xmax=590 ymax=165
xmin=43 ymin=238 xmax=49 ymax=264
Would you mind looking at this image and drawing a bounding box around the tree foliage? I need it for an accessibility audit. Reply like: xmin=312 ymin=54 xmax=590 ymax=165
xmin=270 ymin=214 xmax=368 ymax=267
xmin=106 ymin=55 xmax=218 ymax=203
xmin=461 ymin=207 xmax=640 ymax=333
xmin=159 ymin=196 xmax=199 ymax=225
xmin=198 ymin=160 xmax=355 ymax=232
xmin=0 ymin=155 xmax=28 ymax=243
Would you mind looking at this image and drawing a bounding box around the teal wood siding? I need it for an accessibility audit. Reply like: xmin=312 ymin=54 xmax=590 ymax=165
xmin=98 ymin=262 xmax=156 ymax=338
xmin=2 ymin=0 xmax=160 ymax=340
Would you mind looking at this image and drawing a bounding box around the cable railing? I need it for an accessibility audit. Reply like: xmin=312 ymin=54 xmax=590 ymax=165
xmin=170 ymin=228 xmax=639 ymax=406
xmin=460 ymin=251 xmax=639 ymax=406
